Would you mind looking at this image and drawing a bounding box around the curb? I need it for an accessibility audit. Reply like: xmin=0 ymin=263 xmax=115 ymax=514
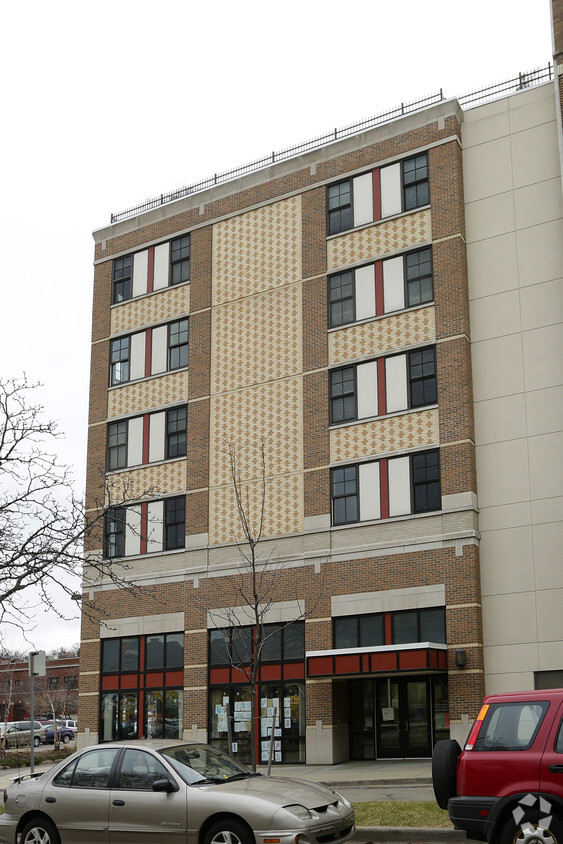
xmin=354 ymin=826 xmax=464 ymax=843
xmin=321 ymin=778 xmax=433 ymax=788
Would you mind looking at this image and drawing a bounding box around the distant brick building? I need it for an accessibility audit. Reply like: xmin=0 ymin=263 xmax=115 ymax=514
xmin=0 ymin=656 xmax=79 ymax=722
xmin=78 ymin=0 xmax=562 ymax=764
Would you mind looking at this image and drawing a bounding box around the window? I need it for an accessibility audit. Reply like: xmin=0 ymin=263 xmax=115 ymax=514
xmin=405 ymin=247 xmax=433 ymax=307
xmin=261 ymin=623 xmax=305 ymax=662
xmin=331 ymin=466 xmax=358 ymax=525
xmin=110 ymin=337 xmax=130 ymax=386
xmin=403 ymin=153 xmax=429 ymax=211
xmin=118 ymin=749 xmax=171 ymax=790
xmin=102 ymin=637 xmax=139 ymax=673
xmin=164 ymin=497 xmax=185 ymax=550
xmin=409 ymin=347 xmax=437 ymax=407
xmin=334 ymin=613 xmax=385 ymax=649
xmin=54 ymin=748 xmax=120 ymax=788
xmin=104 ymin=507 xmax=125 ymax=558
xmin=107 ymin=421 xmax=127 ymax=470
xmin=112 ymin=255 xmax=132 ymax=304
xmin=474 ymin=702 xmax=547 ymax=752
xmin=329 ymin=270 xmax=354 ymax=327
xmin=146 ymin=633 xmax=184 ymax=670
xmin=48 ymin=676 xmax=60 ymax=690
xmin=393 ymin=607 xmax=446 ymax=644
xmin=327 ymin=179 xmax=352 ymax=235
xmin=412 ymin=450 xmax=441 ymax=513
xmin=330 ymin=366 xmax=356 ymax=423
xmin=171 ymin=235 xmax=190 ymax=285
xmin=64 ymin=675 xmax=78 ymax=690
xmin=169 ymin=319 xmax=189 ymax=370
xmin=166 ymin=407 xmax=187 ymax=459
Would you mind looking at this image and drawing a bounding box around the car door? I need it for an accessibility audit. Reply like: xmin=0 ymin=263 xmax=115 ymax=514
xmin=41 ymin=747 xmax=120 ymax=843
xmin=109 ymin=748 xmax=187 ymax=843
xmin=539 ymin=699 xmax=563 ymax=797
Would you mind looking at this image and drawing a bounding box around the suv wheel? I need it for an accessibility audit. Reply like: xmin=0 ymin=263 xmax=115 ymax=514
xmin=500 ymin=803 xmax=563 ymax=844
xmin=432 ymin=739 xmax=461 ymax=809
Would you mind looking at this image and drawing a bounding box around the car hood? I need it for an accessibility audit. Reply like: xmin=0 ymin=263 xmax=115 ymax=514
xmin=197 ymin=775 xmax=342 ymax=809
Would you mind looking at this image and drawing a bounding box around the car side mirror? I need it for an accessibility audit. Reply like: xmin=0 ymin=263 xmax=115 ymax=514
xmin=152 ymin=778 xmax=177 ymax=793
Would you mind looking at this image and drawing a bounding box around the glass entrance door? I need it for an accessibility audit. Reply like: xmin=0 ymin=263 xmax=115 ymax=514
xmin=376 ymin=678 xmax=431 ymax=758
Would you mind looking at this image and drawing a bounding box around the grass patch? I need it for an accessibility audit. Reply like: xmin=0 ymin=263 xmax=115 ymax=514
xmin=353 ymin=800 xmax=452 ymax=828
xmin=0 ymin=747 xmax=74 ymax=770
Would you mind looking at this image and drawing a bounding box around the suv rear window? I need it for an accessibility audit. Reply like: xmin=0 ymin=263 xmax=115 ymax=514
xmin=474 ymin=701 xmax=548 ymax=751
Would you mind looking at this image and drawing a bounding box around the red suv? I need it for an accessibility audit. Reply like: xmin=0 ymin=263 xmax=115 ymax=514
xmin=432 ymin=689 xmax=563 ymax=843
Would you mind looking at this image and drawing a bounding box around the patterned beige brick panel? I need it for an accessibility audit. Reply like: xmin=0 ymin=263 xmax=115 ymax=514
xmin=327 ymin=209 xmax=431 ymax=271
xmin=212 ymin=196 xmax=302 ymax=305
xmin=212 ymin=286 xmax=302 ymax=394
xmin=209 ymin=472 xmax=304 ymax=545
xmin=330 ymin=409 xmax=439 ymax=464
xmin=105 ymin=460 xmax=187 ymax=506
xmin=210 ymin=376 xmax=303 ymax=487
xmin=110 ymin=285 xmax=190 ymax=336
xmin=328 ymin=307 xmax=435 ymax=366
xmin=108 ymin=372 xmax=189 ymax=419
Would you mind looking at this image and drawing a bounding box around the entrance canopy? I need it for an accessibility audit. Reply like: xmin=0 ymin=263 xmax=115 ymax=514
xmin=306 ymin=642 xmax=447 ymax=677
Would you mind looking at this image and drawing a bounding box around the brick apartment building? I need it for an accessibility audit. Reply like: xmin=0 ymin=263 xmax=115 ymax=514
xmin=78 ymin=3 xmax=563 ymax=763
xmin=0 ymin=656 xmax=79 ymax=722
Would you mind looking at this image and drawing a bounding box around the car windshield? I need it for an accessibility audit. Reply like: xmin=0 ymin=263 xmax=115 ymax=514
xmin=159 ymin=744 xmax=256 ymax=785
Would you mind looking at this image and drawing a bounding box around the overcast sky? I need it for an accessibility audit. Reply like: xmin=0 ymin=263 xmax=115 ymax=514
xmin=0 ymin=0 xmax=553 ymax=653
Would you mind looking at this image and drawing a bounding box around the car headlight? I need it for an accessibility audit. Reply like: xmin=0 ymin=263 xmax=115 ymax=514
xmin=332 ymin=790 xmax=351 ymax=809
xmin=283 ymin=804 xmax=314 ymax=820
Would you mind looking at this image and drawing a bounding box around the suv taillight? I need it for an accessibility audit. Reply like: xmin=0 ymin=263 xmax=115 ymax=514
xmin=465 ymin=703 xmax=489 ymax=750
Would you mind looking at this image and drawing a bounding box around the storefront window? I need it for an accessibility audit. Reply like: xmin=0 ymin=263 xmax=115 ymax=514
xmin=432 ymin=675 xmax=450 ymax=743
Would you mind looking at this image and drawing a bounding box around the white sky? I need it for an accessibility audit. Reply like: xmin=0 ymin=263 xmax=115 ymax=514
xmin=0 ymin=0 xmax=553 ymax=653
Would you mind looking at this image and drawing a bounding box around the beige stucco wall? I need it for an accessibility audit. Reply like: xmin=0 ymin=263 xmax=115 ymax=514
xmin=463 ymin=82 xmax=563 ymax=692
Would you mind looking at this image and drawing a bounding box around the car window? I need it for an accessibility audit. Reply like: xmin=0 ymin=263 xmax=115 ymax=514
xmin=54 ymin=748 xmax=120 ymax=789
xmin=118 ymin=749 xmax=171 ymax=790
xmin=555 ymin=718 xmax=563 ymax=753
xmin=475 ymin=702 xmax=547 ymax=751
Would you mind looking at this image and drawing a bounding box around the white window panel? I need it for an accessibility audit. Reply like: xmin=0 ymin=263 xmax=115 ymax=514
xmin=380 ymin=163 xmax=402 ymax=218
xmin=357 ymin=361 xmax=378 ymax=419
xmin=151 ymin=325 xmax=168 ymax=375
xmin=359 ymin=462 xmax=380 ymax=521
xmin=127 ymin=416 xmax=144 ymax=467
xmin=385 ymin=354 xmax=408 ymax=413
xmin=153 ymin=243 xmax=170 ymax=290
xmin=352 ymin=172 xmax=373 ymax=227
xmin=130 ymin=332 xmax=146 ymax=381
xmin=125 ymin=505 xmax=142 ymax=557
xmin=132 ymin=250 xmax=148 ymax=298
xmin=149 ymin=411 xmax=166 ymax=463
xmin=388 ymin=456 xmax=411 ymax=516
xmin=146 ymin=501 xmax=164 ymax=553
xmin=355 ymin=264 xmax=376 ymax=321
xmin=382 ymin=255 xmax=405 ymax=313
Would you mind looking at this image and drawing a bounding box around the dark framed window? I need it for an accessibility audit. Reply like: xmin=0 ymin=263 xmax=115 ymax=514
xmin=334 ymin=613 xmax=385 ymax=649
xmin=102 ymin=637 xmax=140 ymax=673
xmin=209 ymin=629 xmax=230 ymax=666
xmin=110 ymin=337 xmax=130 ymax=386
xmin=171 ymin=235 xmax=190 ymax=285
xmin=409 ymin=347 xmax=437 ymax=408
xmin=331 ymin=465 xmax=358 ymax=525
xmin=104 ymin=507 xmax=125 ymax=558
xmin=405 ymin=247 xmax=433 ymax=306
xmin=146 ymin=632 xmax=184 ymax=670
xmin=412 ymin=450 xmax=441 ymax=513
xmin=64 ymin=675 xmax=78 ymax=690
xmin=328 ymin=270 xmax=354 ymax=327
xmin=166 ymin=407 xmax=187 ymax=459
xmin=327 ymin=179 xmax=352 ymax=235
xmin=112 ymin=255 xmax=132 ymax=304
xmin=261 ymin=622 xmax=304 ymax=662
xmin=168 ymin=319 xmax=189 ymax=370
xmin=330 ymin=366 xmax=356 ymax=423
xmin=403 ymin=153 xmax=429 ymax=211
xmin=107 ymin=420 xmax=128 ymax=470
xmin=392 ymin=607 xmax=446 ymax=644
xmin=164 ymin=496 xmax=185 ymax=550
xmin=48 ymin=677 xmax=60 ymax=690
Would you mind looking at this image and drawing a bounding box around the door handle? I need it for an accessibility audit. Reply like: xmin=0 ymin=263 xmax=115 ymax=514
xmin=549 ymin=764 xmax=563 ymax=773
xmin=113 ymin=799 xmax=125 ymax=806
xmin=45 ymin=797 xmax=56 ymax=804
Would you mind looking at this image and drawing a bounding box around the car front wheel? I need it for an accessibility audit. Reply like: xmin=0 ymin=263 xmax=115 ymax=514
xmin=62 ymin=734 xmax=70 ymax=743
xmin=204 ymin=818 xmax=253 ymax=844
xmin=499 ymin=807 xmax=563 ymax=844
xmin=21 ymin=817 xmax=60 ymax=844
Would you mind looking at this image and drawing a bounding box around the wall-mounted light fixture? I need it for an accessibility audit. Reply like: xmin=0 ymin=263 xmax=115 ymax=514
xmin=455 ymin=648 xmax=467 ymax=668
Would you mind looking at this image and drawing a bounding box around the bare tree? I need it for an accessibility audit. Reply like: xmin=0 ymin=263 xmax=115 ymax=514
xmin=35 ymin=679 xmax=77 ymax=750
xmin=208 ymin=436 xmax=323 ymax=772
xmin=0 ymin=376 xmax=155 ymax=641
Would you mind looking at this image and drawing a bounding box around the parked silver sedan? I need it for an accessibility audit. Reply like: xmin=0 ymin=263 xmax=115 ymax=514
xmin=0 ymin=740 xmax=355 ymax=844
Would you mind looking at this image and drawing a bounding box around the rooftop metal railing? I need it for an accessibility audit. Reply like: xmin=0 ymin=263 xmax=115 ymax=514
xmin=110 ymin=63 xmax=553 ymax=224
